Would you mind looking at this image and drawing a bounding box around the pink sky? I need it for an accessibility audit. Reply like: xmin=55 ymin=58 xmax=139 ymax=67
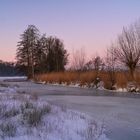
xmin=0 ymin=0 xmax=140 ymax=62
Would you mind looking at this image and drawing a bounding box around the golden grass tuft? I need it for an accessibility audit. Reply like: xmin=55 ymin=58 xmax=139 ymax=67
xmin=115 ymin=72 xmax=127 ymax=88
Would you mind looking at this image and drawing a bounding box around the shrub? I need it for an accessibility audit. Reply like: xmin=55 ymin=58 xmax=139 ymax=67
xmin=0 ymin=122 xmax=16 ymax=138
xmin=2 ymin=107 xmax=19 ymax=118
xmin=41 ymin=105 xmax=51 ymax=115
xmin=22 ymin=108 xmax=43 ymax=126
xmin=21 ymin=102 xmax=51 ymax=126
xmin=20 ymin=101 xmax=34 ymax=113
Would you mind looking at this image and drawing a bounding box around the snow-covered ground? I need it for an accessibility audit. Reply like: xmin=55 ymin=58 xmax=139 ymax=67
xmin=4 ymin=80 xmax=140 ymax=140
xmin=0 ymin=82 xmax=108 ymax=140
xmin=1 ymin=77 xmax=140 ymax=140
xmin=37 ymin=80 xmax=140 ymax=94
xmin=0 ymin=77 xmax=27 ymax=82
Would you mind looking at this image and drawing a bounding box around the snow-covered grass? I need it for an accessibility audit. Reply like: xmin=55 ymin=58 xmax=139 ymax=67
xmin=0 ymin=86 xmax=108 ymax=140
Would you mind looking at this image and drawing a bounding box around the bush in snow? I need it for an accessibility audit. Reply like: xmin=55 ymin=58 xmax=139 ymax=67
xmin=127 ymin=82 xmax=140 ymax=92
xmin=0 ymin=122 xmax=16 ymax=138
xmin=2 ymin=107 xmax=19 ymax=118
xmin=22 ymin=103 xmax=51 ymax=127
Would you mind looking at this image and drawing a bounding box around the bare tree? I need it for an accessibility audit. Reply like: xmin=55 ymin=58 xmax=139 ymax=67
xmin=106 ymin=45 xmax=117 ymax=89
xmin=85 ymin=55 xmax=104 ymax=71
xmin=114 ymin=22 xmax=140 ymax=79
xmin=71 ymin=48 xmax=86 ymax=71
xmin=93 ymin=56 xmax=103 ymax=71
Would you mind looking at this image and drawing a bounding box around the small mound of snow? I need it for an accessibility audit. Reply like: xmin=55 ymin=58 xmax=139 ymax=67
xmin=116 ymin=88 xmax=127 ymax=92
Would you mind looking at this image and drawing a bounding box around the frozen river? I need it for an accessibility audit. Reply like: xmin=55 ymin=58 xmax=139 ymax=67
xmin=2 ymin=79 xmax=140 ymax=140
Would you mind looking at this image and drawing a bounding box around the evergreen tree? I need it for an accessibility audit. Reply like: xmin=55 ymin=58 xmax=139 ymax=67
xmin=17 ymin=25 xmax=68 ymax=76
xmin=45 ymin=36 xmax=68 ymax=72
xmin=35 ymin=34 xmax=48 ymax=73
xmin=16 ymin=25 xmax=39 ymax=79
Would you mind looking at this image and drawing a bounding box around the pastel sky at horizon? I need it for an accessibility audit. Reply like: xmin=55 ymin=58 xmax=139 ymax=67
xmin=0 ymin=0 xmax=140 ymax=61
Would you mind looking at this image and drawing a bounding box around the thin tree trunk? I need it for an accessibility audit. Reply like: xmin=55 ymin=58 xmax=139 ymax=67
xmin=130 ymin=68 xmax=134 ymax=80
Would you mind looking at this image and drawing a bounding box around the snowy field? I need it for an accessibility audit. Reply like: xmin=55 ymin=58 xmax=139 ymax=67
xmin=0 ymin=81 xmax=108 ymax=140
xmin=0 ymin=77 xmax=27 ymax=82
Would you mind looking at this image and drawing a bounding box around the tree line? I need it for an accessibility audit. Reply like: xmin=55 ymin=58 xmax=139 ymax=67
xmin=16 ymin=25 xmax=68 ymax=79
xmin=16 ymin=20 xmax=140 ymax=79
xmin=0 ymin=60 xmax=23 ymax=76
xmin=70 ymin=20 xmax=140 ymax=79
